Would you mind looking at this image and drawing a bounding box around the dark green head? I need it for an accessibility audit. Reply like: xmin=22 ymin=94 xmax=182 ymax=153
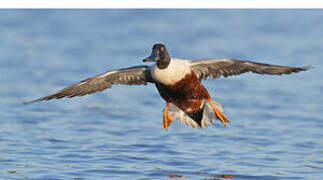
xmin=143 ymin=43 xmax=171 ymax=69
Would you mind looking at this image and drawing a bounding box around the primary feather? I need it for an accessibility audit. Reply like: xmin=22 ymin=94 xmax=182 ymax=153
xmin=25 ymin=65 xmax=153 ymax=104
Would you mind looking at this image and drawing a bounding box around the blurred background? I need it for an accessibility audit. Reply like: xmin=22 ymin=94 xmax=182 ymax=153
xmin=0 ymin=10 xmax=322 ymax=179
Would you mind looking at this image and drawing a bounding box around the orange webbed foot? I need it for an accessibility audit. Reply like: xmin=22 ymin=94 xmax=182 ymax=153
xmin=162 ymin=102 xmax=173 ymax=131
xmin=207 ymin=98 xmax=230 ymax=127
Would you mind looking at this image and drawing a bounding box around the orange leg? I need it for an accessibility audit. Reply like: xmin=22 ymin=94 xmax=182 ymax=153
xmin=207 ymin=98 xmax=230 ymax=127
xmin=162 ymin=102 xmax=173 ymax=131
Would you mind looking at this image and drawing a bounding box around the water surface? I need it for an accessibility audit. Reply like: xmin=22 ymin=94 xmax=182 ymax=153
xmin=0 ymin=10 xmax=322 ymax=179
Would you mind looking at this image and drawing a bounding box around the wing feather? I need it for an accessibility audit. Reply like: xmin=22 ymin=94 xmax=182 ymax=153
xmin=25 ymin=65 xmax=153 ymax=104
xmin=190 ymin=58 xmax=311 ymax=80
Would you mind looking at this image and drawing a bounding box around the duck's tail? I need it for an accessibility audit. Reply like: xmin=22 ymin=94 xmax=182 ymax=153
xmin=167 ymin=99 xmax=228 ymax=128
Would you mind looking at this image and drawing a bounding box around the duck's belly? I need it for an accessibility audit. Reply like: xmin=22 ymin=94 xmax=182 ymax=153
xmin=155 ymin=71 xmax=210 ymax=112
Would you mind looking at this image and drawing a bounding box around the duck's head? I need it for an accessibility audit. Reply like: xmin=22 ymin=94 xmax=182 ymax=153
xmin=143 ymin=43 xmax=170 ymax=69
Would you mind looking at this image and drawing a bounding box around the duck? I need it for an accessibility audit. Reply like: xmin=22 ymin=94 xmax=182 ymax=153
xmin=25 ymin=43 xmax=310 ymax=130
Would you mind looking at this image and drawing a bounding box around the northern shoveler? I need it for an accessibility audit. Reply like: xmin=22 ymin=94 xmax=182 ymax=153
xmin=26 ymin=44 xmax=310 ymax=130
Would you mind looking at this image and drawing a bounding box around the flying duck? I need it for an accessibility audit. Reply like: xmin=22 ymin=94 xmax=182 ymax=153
xmin=26 ymin=44 xmax=310 ymax=130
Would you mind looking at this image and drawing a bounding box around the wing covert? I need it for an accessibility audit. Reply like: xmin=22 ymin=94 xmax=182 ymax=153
xmin=190 ymin=58 xmax=311 ymax=80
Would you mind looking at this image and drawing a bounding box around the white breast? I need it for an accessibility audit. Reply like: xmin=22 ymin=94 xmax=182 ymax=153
xmin=150 ymin=58 xmax=191 ymax=85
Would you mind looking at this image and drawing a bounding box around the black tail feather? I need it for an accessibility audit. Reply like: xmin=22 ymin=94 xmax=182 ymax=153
xmin=186 ymin=106 xmax=204 ymax=127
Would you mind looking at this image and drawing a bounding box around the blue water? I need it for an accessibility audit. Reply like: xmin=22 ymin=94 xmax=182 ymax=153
xmin=0 ymin=10 xmax=322 ymax=180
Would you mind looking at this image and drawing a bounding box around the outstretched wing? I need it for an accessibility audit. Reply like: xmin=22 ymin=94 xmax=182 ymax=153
xmin=25 ymin=65 xmax=153 ymax=104
xmin=190 ymin=58 xmax=311 ymax=80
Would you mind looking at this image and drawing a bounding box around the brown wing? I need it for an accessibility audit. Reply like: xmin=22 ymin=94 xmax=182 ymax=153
xmin=190 ymin=58 xmax=311 ymax=80
xmin=25 ymin=65 xmax=153 ymax=104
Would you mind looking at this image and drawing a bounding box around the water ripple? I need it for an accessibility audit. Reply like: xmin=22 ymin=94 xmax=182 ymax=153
xmin=0 ymin=9 xmax=322 ymax=180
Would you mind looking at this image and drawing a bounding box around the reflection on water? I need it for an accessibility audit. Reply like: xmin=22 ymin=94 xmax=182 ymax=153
xmin=0 ymin=10 xmax=322 ymax=179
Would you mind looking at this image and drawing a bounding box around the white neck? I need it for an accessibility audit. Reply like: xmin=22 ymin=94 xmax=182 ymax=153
xmin=150 ymin=58 xmax=191 ymax=85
